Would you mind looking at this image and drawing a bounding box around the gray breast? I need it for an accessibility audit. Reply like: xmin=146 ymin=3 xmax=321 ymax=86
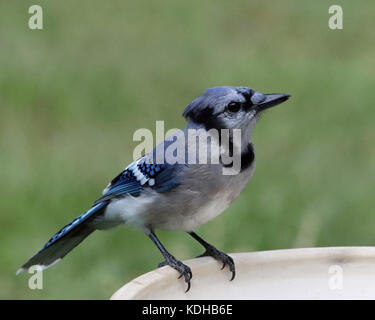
xmin=143 ymin=160 xmax=256 ymax=231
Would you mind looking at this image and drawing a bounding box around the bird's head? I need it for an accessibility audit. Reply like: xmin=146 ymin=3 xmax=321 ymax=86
xmin=183 ymin=86 xmax=290 ymax=133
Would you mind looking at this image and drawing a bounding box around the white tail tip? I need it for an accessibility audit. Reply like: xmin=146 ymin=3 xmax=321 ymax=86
xmin=16 ymin=267 xmax=25 ymax=275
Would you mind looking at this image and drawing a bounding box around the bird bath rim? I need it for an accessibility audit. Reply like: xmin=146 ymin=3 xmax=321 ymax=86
xmin=111 ymin=246 xmax=375 ymax=300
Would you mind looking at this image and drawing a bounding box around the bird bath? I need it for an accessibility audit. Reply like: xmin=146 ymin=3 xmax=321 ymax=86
xmin=111 ymin=247 xmax=375 ymax=299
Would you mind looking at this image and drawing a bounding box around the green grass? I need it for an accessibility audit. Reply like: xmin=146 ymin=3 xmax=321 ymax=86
xmin=1 ymin=0 xmax=374 ymax=299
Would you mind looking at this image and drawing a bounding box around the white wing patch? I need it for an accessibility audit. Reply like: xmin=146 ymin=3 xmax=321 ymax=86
xmin=103 ymin=158 xmax=156 ymax=195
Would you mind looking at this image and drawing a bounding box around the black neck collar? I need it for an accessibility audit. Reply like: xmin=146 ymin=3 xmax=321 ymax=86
xmin=220 ymin=142 xmax=255 ymax=171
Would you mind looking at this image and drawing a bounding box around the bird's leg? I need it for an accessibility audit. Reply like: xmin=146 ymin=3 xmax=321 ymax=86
xmin=148 ymin=231 xmax=192 ymax=292
xmin=188 ymin=232 xmax=235 ymax=281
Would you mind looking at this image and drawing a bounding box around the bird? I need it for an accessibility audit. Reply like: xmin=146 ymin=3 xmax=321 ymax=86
xmin=17 ymin=86 xmax=290 ymax=292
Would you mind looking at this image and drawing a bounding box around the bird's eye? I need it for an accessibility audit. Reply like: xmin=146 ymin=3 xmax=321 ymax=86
xmin=227 ymin=102 xmax=241 ymax=113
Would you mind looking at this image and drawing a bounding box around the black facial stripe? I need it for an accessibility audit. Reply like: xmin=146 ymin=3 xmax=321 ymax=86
xmin=200 ymin=109 xmax=227 ymax=131
xmin=184 ymin=104 xmax=226 ymax=131
xmin=241 ymin=92 xmax=254 ymax=110
xmin=186 ymin=107 xmax=210 ymax=124
xmin=241 ymin=91 xmax=252 ymax=101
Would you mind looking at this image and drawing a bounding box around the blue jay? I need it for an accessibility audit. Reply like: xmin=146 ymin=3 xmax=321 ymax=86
xmin=17 ymin=86 xmax=290 ymax=292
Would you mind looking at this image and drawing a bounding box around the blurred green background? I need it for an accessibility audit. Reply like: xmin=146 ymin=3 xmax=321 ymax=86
xmin=1 ymin=0 xmax=374 ymax=299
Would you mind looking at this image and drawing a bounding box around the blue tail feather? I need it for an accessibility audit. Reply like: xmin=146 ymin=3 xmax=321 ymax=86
xmin=42 ymin=201 xmax=108 ymax=250
xmin=17 ymin=201 xmax=109 ymax=274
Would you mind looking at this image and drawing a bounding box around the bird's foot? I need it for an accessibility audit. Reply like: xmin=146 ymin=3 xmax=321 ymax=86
xmin=197 ymin=246 xmax=235 ymax=281
xmin=158 ymin=256 xmax=192 ymax=292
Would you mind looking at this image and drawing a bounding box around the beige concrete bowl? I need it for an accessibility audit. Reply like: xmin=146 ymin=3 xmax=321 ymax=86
xmin=111 ymin=247 xmax=375 ymax=300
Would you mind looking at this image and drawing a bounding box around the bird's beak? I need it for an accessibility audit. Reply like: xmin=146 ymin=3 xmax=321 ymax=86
xmin=252 ymin=93 xmax=291 ymax=113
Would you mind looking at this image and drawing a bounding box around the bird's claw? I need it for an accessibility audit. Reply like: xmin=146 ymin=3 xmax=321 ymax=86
xmin=158 ymin=257 xmax=192 ymax=292
xmin=197 ymin=246 xmax=235 ymax=281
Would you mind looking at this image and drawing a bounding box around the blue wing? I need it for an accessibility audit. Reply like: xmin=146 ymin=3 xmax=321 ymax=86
xmin=94 ymin=156 xmax=184 ymax=205
xmin=18 ymin=154 xmax=185 ymax=273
